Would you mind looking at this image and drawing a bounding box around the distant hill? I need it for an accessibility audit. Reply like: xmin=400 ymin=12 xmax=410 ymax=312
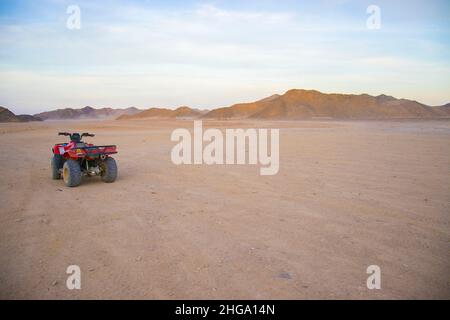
xmin=117 ymin=106 xmax=207 ymax=120
xmin=34 ymin=106 xmax=141 ymax=120
xmin=0 ymin=106 xmax=42 ymax=122
xmin=203 ymin=89 xmax=450 ymax=120
xmin=6 ymin=90 xmax=450 ymax=122
xmin=0 ymin=107 xmax=20 ymax=122
xmin=17 ymin=114 xmax=43 ymax=122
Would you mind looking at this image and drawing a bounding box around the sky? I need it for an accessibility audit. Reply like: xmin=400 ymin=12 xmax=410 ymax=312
xmin=0 ymin=0 xmax=449 ymax=114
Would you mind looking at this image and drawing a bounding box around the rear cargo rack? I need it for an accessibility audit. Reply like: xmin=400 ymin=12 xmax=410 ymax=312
xmin=72 ymin=145 xmax=116 ymax=149
xmin=70 ymin=145 xmax=117 ymax=157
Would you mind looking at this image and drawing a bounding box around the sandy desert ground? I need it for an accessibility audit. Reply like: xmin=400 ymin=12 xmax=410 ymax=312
xmin=0 ymin=119 xmax=449 ymax=299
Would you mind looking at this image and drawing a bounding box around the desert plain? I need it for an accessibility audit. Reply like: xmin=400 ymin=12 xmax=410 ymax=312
xmin=0 ymin=119 xmax=449 ymax=299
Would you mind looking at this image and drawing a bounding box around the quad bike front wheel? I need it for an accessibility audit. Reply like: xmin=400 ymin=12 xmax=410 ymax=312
xmin=63 ymin=159 xmax=82 ymax=187
xmin=100 ymin=157 xmax=117 ymax=183
xmin=51 ymin=154 xmax=63 ymax=180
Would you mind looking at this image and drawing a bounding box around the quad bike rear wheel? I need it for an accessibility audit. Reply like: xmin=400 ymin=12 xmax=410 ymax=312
xmin=51 ymin=155 xmax=63 ymax=179
xmin=63 ymin=159 xmax=82 ymax=187
xmin=100 ymin=157 xmax=117 ymax=183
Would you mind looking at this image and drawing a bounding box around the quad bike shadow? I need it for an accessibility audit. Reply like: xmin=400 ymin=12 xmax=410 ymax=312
xmin=51 ymin=132 xmax=118 ymax=187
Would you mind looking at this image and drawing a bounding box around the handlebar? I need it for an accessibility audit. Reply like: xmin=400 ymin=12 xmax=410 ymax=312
xmin=58 ymin=132 xmax=95 ymax=137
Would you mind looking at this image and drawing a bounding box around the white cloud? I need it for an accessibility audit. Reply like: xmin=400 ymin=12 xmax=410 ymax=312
xmin=194 ymin=4 xmax=293 ymax=23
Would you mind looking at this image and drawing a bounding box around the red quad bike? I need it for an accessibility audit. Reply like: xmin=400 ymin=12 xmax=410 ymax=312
xmin=51 ymin=132 xmax=118 ymax=187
